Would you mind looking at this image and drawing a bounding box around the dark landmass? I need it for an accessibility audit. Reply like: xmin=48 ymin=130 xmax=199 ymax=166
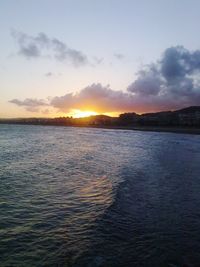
xmin=1 ymin=106 xmax=200 ymax=134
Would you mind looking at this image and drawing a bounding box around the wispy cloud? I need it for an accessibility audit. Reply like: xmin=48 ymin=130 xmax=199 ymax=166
xmin=11 ymin=30 xmax=88 ymax=67
xmin=114 ymin=53 xmax=124 ymax=60
xmin=9 ymin=98 xmax=49 ymax=112
xmin=45 ymin=72 xmax=53 ymax=77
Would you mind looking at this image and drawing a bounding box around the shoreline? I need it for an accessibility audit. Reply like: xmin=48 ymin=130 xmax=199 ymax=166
xmin=84 ymin=125 xmax=200 ymax=135
xmin=1 ymin=122 xmax=200 ymax=135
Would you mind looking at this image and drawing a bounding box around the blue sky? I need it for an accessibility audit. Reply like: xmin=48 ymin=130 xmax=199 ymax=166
xmin=1 ymin=0 xmax=200 ymax=117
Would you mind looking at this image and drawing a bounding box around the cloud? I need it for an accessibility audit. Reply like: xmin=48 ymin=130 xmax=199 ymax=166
xmin=127 ymin=46 xmax=200 ymax=111
xmin=9 ymin=46 xmax=200 ymax=114
xmin=114 ymin=53 xmax=124 ymax=60
xmin=93 ymin=57 xmax=104 ymax=65
xmin=50 ymin=46 xmax=200 ymax=113
xmin=9 ymin=98 xmax=49 ymax=112
xmin=45 ymin=72 xmax=53 ymax=77
xmin=127 ymin=64 xmax=162 ymax=96
xmin=45 ymin=72 xmax=63 ymax=77
xmin=11 ymin=30 xmax=88 ymax=67
xmin=50 ymin=83 xmax=136 ymax=113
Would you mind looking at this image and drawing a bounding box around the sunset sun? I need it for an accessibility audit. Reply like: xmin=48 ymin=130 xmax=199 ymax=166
xmin=70 ymin=109 xmax=99 ymax=118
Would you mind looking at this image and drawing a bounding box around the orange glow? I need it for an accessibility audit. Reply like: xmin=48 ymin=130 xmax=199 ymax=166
xmin=69 ymin=109 xmax=99 ymax=118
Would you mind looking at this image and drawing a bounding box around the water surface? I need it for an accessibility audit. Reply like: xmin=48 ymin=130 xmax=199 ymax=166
xmin=0 ymin=125 xmax=200 ymax=266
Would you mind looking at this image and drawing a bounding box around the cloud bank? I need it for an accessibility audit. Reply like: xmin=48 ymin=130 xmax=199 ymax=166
xmin=10 ymin=46 xmax=200 ymax=114
xmin=127 ymin=46 xmax=200 ymax=111
xmin=50 ymin=83 xmax=136 ymax=113
xmin=12 ymin=30 xmax=88 ymax=67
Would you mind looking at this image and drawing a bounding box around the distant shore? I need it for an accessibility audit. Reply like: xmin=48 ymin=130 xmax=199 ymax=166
xmin=80 ymin=125 xmax=200 ymax=135
xmin=1 ymin=106 xmax=200 ymax=135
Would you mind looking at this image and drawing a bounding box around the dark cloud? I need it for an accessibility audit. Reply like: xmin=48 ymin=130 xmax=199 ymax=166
xmin=20 ymin=43 xmax=40 ymax=58
xmin=9 ymin=46 xmax=200 ymax=114
xmin=11 ymin=30 xmax=88 ymax=66
xmin=127 ymin=64 xmax=162 ymax=96
xmin=128 ymin=46 xmax=200 ymax=111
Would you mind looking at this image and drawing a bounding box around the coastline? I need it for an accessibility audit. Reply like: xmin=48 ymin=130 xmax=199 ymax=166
xmin=84 ymin=125 xmax=200 ymax=135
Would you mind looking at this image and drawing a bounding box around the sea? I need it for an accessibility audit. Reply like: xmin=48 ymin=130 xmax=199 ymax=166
xmin=0 ymin=124 xmax=200 ymax=267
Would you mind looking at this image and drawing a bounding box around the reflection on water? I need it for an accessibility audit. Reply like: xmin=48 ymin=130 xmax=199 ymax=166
xmin=61 ymin=174 xmax=114 ymax=265
xmin=0 ymin=125 xmax=200 ymax=267
xmin=78 ymin=175 xmax=113 ymax=207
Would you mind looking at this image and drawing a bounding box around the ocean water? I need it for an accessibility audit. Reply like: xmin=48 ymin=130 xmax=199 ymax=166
xmin=0 ymin=125 xmax=200 ymax=267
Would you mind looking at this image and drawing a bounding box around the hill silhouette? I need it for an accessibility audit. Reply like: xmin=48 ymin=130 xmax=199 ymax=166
xmin=1 ymin=106 xmax=200 ymax=132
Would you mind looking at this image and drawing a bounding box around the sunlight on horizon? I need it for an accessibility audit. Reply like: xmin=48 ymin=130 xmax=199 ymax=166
xmin=69 ymin=109 xmax=99 ymax=118
xmin=66 ymin=109 xmax=121 ymax=118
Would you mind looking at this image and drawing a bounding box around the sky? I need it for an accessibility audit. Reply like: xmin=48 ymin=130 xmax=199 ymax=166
xmin=1 ymin=0 xmax=200 ymax=118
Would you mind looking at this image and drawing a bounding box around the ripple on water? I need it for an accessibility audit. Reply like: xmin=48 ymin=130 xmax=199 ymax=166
xmin=0 ymin=125 xmax=200 ymax=267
